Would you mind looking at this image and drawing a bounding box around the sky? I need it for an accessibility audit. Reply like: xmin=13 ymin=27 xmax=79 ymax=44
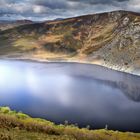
xmin=0 ymin=0 xmax=140 ymax=21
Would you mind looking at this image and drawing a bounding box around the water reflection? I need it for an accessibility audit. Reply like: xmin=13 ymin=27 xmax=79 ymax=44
xmin=0 ymin=60 xmax=140 ymax=132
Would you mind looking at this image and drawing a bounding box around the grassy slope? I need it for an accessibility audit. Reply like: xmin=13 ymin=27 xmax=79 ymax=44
xmin=0 ymin=107 xmax=140 ymax=140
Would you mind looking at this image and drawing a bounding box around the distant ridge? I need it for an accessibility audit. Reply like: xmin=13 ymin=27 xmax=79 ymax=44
xmin=0 ymin=19 xmax=33 ymax=31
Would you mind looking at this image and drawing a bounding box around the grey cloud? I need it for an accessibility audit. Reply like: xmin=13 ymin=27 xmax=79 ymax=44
xmin=69 ymin=0 xmax=128 ymax=4
xmin=32 ymin=0 xmax=69 ymax=9
xmin=0 ymin=0 xmax=140 ymax=21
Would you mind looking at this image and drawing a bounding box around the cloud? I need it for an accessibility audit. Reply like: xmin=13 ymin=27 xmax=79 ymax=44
xmin=32 ymin=0 xmax=69 ymax=9
xmin=69 ymin=0 xmax=128 ymax=4
xmin=0 ymin=0 xmax=140 ymax=21
xmin=127 ymin=0 xmax=140 ymax=11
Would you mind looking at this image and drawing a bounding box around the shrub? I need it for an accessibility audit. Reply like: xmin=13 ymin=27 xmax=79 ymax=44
xmin=16 ymin=112 xmax=29 ymax=119
xmin=0 ymin=107 xmax=11 ymax=114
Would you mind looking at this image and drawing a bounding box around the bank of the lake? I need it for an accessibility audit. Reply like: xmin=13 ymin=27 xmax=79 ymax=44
xmin=0 ymin=56 xmax=139 ymax=76
xmin=0 ymin=107 xmax=140 ymax=140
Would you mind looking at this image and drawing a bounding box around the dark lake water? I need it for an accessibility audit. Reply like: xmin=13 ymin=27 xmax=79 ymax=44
xmin=0 ymin=60 xmax=140 ymax=132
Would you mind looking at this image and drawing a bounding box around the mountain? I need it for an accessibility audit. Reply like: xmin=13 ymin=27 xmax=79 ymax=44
xmin=0 ymin=10 xmax=140 ymax=74
xmin=0 ymin=20 xmax=33 ymax=31
xmin=54 ymin=18 xmax=64 ymax=21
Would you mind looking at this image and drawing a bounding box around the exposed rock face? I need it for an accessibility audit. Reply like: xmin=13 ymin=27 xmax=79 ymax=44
xmin=0 ymin=10 xmax=140 ymax=75
xmin=90 ymin=11 xmax=140 ymax=74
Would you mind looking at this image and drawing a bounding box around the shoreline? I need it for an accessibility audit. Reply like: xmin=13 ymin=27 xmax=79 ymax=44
xmin=0 ymin=56 xmax=139 ymax=77
xmin=0 ymin=107 xmax=140 ymax=133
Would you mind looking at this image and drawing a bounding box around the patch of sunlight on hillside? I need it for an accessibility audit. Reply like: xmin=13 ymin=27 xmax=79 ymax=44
xmin=14 ymin=38 xmax=38 ymax=51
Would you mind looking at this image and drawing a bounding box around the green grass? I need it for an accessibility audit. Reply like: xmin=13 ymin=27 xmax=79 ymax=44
xmin=0 ymin=128 xmax=75 ymax=140
xmin=0 ymin=107 xmax=140 ymax=140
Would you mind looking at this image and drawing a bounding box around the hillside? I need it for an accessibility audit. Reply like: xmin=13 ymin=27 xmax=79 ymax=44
xmin=0 ymin=20 xmax=33 ymax=31
xmin=0 ymin=107 xmax=140 ymax=140
xmin=0 ymin=10 xmax=140 ymax=74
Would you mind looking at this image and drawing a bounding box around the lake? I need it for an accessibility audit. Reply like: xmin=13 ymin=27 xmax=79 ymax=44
xmin=0 ymin=60 xmax=140 ymax=132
